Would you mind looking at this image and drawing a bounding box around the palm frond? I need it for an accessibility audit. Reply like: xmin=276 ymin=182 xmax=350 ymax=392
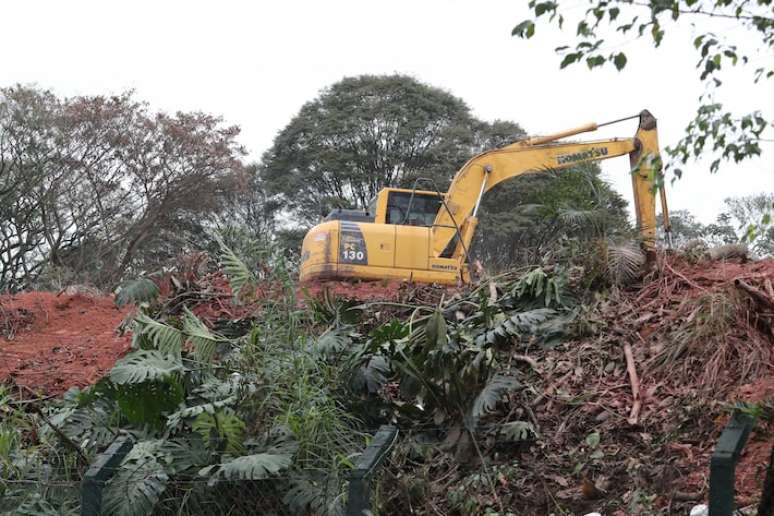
xmin=182 ymin=307 xmax=223 ymax=363
xmin=475 ymin=308 xmax=557 ymax=346
xmin=508 ymin=267 xmax=565 ymax=307
xmin=606 ymin=240 xmax=645 ymax=286
xmin=558 ymin=207 xmax=606 ymax=233
xmin=134 ymin=312 xmax=183 ymax=355
xmin=215 ymin=234 xmax=256 ymax=300
xmin=109 ymin=350 xmax=182 ymax=385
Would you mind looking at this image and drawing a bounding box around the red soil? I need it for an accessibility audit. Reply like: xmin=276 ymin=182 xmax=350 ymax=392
xmin=736 ymin=376 xmax=774 ymax=404
xmin=0 ymin=292 xmax=131 ymax=395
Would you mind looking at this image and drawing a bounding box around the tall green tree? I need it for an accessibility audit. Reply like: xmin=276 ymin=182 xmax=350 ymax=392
xmin=513 ymin=0 xmax=772 ymax=178
xmin=260 ymin=75 xmax=483 ymax=225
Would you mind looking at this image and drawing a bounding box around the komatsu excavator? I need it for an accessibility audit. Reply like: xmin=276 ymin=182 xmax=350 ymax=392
xmin=299 ymin=110 xmax=671 ymax=285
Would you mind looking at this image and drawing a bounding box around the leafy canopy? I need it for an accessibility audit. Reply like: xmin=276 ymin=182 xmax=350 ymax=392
xmin=513 ymin=0 xmax=773 ymax=176
xmin=260 ymin=74 xmax=524 ymax=225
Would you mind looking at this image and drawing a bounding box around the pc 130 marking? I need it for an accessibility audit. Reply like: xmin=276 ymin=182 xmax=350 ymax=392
xmin=339 ymin=222 xmax=368 ymax=265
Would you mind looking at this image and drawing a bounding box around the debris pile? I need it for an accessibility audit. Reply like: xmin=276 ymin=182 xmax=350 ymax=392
xmin=2 ymin=249 xmax=773 ymax=513
xmin=0 ymin=304 xmax=34 ymax=340
xmin=380 ymin=254 xmax=774 ymax=514
xmin=0 ymin=292 xmax=131 ymax=394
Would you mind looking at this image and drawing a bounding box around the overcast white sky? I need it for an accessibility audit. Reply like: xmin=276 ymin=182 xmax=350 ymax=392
xmin=2 ymin=0 xmax=772 ymax=223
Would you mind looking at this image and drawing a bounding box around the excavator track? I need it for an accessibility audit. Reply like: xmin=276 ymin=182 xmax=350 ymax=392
xmin=299 ymin=278 xmax=460 ymax=305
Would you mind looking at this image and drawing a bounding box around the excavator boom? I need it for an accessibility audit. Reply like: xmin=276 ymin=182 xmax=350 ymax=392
xmin=299 ymin=110 xmax=669 ymax=285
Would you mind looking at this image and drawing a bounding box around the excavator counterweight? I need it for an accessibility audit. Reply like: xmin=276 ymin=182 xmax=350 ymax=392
xmin=299 ymin=110 xmax=670 ymax=285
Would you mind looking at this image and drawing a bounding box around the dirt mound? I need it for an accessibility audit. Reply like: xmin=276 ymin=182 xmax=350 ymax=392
xmin=0 ymin=291 xmax=131 ymax=394
xmin=532 ymin=254 xmax=774 ymax=511
xmin=377 ymin=255 xmax=774 ymax=514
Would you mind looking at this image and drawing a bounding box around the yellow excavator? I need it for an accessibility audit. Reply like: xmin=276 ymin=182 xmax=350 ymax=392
xmin=299 ymin=110 xmax=671 ymax=285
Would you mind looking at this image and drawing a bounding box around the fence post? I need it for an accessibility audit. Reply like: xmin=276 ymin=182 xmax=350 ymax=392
xmin=81 ymin=435 xmax=133 ymax=516
xmin=709 ymin=411 xmax=755 ymax=516
xmin=346 ymin=425 xmax=398 ymax=516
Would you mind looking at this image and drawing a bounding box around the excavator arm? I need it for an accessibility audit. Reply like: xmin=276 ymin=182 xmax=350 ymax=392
xmin=432 ymin=110 xmax=668 ymax=262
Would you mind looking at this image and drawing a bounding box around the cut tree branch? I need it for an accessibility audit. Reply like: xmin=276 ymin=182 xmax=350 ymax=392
xmin=624 ymin=342 xmax=642 ymax=425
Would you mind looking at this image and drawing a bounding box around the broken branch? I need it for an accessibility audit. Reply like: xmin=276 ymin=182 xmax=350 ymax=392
xmin=624 ymin=342 xmax=641 ymax=425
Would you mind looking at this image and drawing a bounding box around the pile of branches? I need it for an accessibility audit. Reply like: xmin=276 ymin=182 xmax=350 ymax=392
xmin=115 ymin=249 xmax=290 ymax=334
xmin=620 ymin=254 xmax=774 ymax=393
xmin=0 ymin=304 xmax=34 ymax=340
xmin=364 ymin=253 xmax=774 ymax=515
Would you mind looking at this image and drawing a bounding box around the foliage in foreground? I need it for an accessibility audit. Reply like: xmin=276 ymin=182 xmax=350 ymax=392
xmin=0 ymin=234 xmax=588 ymax=516
xmin=513 ymin=0 xmax=772 ymax=177
xmin=1 ymin=243 xmax=363 ymax=516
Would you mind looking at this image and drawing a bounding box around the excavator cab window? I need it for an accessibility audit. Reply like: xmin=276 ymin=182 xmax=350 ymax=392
xmin=385 ymin=192 xmax=441 ymax=227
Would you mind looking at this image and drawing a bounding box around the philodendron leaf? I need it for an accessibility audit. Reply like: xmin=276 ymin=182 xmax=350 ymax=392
xmin=500 ymin=421 xmax=537 ymax=441
xmin=425 ymin=310 xmax=447 ymax=348
xmin=471 ymin=374 xmax=522 ymax=421
xmin=109 ymin=350 xmax=182 ymax=385
xmin=102 ymin=440 xmax=169 ymax=516
xmin=199 ymin=452 xmax=292 ymax=486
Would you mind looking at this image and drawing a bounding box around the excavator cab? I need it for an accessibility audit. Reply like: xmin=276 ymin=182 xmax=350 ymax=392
xmin=300 ymin=187 xmax=464 ymax=284
xmin=373 ymin=188 xmax=442 ymax=227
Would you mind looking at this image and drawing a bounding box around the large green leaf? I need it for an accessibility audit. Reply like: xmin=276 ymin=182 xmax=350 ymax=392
xmin=424 ymin=309 xmax=447 ymax=348
xmin=215 ymin=234 xmax=256 ymax=300
xmin=133 ymin=313 xmax=183 ymax=355
xmin=115 ymin=277 xmax=160 ymax=307
xmin=182 ymin=308 xmax=223 ymax=363
xmin=283 ymin=476 xmax=345 ymax=516
xmin=351 ymin=355 xmax=390 ymax=394
xmin=113 ymin=378 xmax=184 ymax=430
xmin=109 ymin=350 xmax=182 ymax=385
xmin=43 ymin=398 xmax=114 ymax=452
xmin=471 ymin=374 xmax=522 ymax=421
xmin=166 ymin=398 xmax=236 ymax=431
xmin=199 ymin=452 xmax=292 ymax=483
xmin=315 ymin=328 xmax=352 ymax=356
xmin=192 ymin=409 xmax=245 ymax=455
xmin=102 ymin=441 xmax=169 ymax=516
